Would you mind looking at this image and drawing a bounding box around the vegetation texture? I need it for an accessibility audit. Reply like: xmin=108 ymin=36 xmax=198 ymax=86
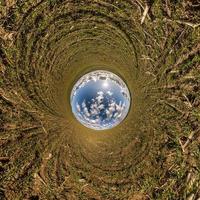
xmin=0 ymin=0 xmax=200 ymax=199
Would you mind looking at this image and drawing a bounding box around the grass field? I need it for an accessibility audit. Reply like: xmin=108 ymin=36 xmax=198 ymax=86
xmin=0 ymin=0 xmax=200 ymax=199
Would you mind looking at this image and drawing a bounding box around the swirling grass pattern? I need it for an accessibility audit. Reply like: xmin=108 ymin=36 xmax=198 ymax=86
xmin=0 ymin=0 xmax=200 ymax=199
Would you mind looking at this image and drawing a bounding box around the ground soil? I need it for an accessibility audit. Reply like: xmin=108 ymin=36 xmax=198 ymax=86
xmin=0 ymin=0 xmax=200 ymax=199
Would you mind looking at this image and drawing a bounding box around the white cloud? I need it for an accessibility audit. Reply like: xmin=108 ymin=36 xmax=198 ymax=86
xmin=122 ymin=102 xmax=126 ymax=110
xmin=83 ymin=116 xmax=90 ymax=122
xmin=96 ymin=95 xmax=104 ymax=103
xmin=90 ymin=101 xmax=100 ymax=116
xmin=90 ymin=118 xmax=100 ymax=124
xmin=116 ymin=104 xmax=122 ymax=112
xmin=90 ymin=107 xmax=98 ymax=115
xmin=98 ymin=104 xmax=104 ymax=110
xmin=116 ymin=112 xmax=122 ymax=119
xmin=115 ymin=101 xmax=126 ymax=114
xmin=76 ymin=103 xmax=81 ymax=112
xmin=83 ymin=107 xmax=90 ymax=117
xmin=106 ymin=109 xmax=113 ymax=119
xmin=113 ymin=112 xmax=118 ymax=118
xmin=107 ymin=91 xmax=113 ymax=96
xmin=90 ymin=101 xmax=98 ymax=109
xmin=90 ymin=119 xmax=97 ymax=124
xmin=108 ymin=104 xmax=116 ymax=113
xmin=97 ymin=91 xmax=104 ymax=96
xmin=92 ymin=77 xmax=97 ymax=82
xmin=106 ymin=109 xmax=110 ymax=115
xmin=82 ymin=100 xmax=86 ymax=108
xmin=110 ymin=101 xmax=116 ymax=108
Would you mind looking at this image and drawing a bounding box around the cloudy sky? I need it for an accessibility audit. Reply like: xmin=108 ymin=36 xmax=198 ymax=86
xmin=76 ymin=90 xmax=126 ymax=129
xmin=71 ymin=70 xmax=131 ymax=130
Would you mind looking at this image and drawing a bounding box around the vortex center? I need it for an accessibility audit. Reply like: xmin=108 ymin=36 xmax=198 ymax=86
xmin=70 ymin=70 xmax=131 ymax=130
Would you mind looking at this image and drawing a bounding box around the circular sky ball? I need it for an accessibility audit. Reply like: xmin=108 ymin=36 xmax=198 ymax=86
xmin=70 ymin=70 xmax=131 ymax=130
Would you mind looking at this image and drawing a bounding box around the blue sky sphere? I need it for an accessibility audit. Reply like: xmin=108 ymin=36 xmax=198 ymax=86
xmin=70 ymin=70 xmax=131 ymax=130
